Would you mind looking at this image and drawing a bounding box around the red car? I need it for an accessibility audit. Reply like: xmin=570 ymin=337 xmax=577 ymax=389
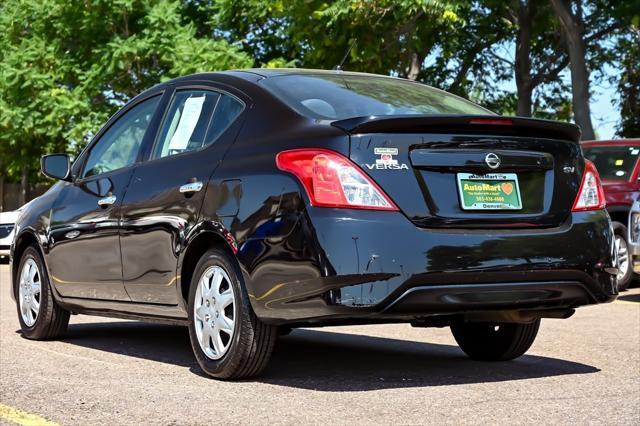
xmin=582 ymin=139 xmax=640 ymax=290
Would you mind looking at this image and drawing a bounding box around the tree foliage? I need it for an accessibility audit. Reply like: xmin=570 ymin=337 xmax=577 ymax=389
xmin=0 ymin=0 xmax=250 ymax=189
xmin=0 ymin=0 xmax=637 ymax=193
xmin=207 ymin=0 xmax=633 ymax=125
xmin=610 ymin=0 xmax=640 ymax=137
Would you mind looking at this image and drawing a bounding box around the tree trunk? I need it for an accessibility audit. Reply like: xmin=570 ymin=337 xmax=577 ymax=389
xmin=0 ymin=158 xmax=4 ymax=212
xmin=448 ymin=43 xmax=484 ymax=97
xmin=406 ymin=52 xmax=422 ymax=81
xmin=550 ymin=0 xmax=595 ymax=140
xmin=515 ymin=0 xmax=534 ymax=117
xmin=0 ymin=174 xmax=4 ymax=212
xmin=20 ymin=165 xmax=29 ymax=206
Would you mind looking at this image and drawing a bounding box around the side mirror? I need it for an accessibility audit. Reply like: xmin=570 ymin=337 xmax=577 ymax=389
xmin=41 ymin=154 xmax=71 ymax=181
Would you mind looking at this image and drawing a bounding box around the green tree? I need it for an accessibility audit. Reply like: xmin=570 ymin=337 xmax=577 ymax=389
xmin=611 ymin=1 xmax=640 ymax=137
xmin=0 ymin=0 xmax=85 ymax=203
xmin=208 ymin=0 xmax=464 ymax=77
xmin=615 ymin=32 xmax=640 ymax=138
xmin=0 ymin=0 xmax=251 ymax=201
xmin=208 ymin=0 xmax=630 ymax=134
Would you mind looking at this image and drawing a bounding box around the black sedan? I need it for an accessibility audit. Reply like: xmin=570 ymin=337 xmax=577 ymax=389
xmin=10 ymin=69 xmax=617 ymax=379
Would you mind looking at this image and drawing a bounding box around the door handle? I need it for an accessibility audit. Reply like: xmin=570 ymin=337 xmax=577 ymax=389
xmin=179 ymin=181 xmax=203 ymax=194
xmin=98 ymin=194 xmax=116 ymax=207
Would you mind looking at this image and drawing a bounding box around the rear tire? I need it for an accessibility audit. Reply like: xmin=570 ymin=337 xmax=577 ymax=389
xmin=613 ymin=222 xmax=632 ymax=292
xmin=451 ymin=319 xmax=540 ymax=361
xmin=187 ymin=247 xmax=277 ymax=379
xmin=15 ymin=246 xmax=69 ymax=340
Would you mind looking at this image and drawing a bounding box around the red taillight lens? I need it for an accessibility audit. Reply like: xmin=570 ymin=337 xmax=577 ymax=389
xmin=276 ymin=149 xmax=398 ymax=211
xmin=572 ymin=159 xmax=606 ymax=211
xmin=469 ymin=118 xmax=514 ymax=125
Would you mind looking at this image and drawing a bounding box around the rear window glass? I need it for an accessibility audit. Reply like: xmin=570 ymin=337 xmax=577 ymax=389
xmin=583 ymin=145 xmax=640 ymax=180
xmin=260 ymin=74 xmax=493 ymax=120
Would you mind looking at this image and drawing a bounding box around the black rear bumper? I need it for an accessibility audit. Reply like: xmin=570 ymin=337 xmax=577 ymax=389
xmin=384 ymin=281 xmax=594 ymax=314
xmin=240 ymin=208 xmax=617 ymax=325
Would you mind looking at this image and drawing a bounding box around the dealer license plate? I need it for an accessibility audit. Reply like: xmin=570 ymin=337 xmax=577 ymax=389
xmin=457 ymin=173 xmax=522 ymax=210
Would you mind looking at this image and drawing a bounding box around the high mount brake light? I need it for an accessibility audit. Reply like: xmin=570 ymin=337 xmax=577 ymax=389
xmin=469 ymin=118 xmax=514 ymax=125
xmin=572 ymin=159 xmax=606 ymax=212
xmin=276 ymin=149 xmax=399 ymax=211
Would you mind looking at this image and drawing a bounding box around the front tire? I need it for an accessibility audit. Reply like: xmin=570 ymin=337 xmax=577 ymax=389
xmin=613 ymin=222 xmax=632 ymax=292
xmin=187 ymin=247 xmax=277 ymax=379
xmin=451 ymin=319 xmax=540 ymax=361
xmin=15 ymin=246 xmax=69 ymax=340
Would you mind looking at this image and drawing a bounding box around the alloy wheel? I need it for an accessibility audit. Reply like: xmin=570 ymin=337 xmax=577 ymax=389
xmin=615 ymin=235 xmax=629 ymax=283
xmin=194 ymin=265 xmax=236 ymax=360
xmin=19 ymin=258 xmax=41 ymax=327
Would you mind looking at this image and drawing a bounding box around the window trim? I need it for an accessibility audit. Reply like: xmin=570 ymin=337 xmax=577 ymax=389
xmin=73 ymin=91 xmax=164 ymax=183
xmin=145 ymin=84 xmax=246 ymax=164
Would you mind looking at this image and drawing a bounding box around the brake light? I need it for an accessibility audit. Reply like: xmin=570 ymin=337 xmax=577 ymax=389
xmin=469 ymin=118 xmax=513 ymax=125
xmin=572 ymin=159 xmax=606 ymax=211
xmin=276 ymin=149 xmax=398 ymax=211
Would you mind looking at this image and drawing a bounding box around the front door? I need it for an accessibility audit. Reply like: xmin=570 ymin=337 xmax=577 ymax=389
xmin=48 ymin=94 xmax=162 ymax=300
xmin=119 ymin=86 xmax=245 ymax=304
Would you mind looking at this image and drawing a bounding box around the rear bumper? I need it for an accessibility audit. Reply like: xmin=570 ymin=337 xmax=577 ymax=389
xmin=241 ymin=208 xmax=616 ymax=325
xmin=384 ymin=281 xmax=593 ymax=314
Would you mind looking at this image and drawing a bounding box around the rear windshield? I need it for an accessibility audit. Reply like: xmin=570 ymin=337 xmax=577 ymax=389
xmin=260 ymin=73 xmax=493 ymax=120
xmin=583 ymin=145 xmax=640 ymax=180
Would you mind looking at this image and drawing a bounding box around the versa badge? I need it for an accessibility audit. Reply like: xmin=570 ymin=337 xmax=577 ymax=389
xmin=365 ymin=147 xmax=409 ymax=170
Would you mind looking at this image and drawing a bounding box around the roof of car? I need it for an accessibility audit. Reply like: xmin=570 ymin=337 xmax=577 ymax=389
xmin=228 ymin=68 xmax=398 ymax=79
xmin=155 ymin=68 xmax=403 ymax=90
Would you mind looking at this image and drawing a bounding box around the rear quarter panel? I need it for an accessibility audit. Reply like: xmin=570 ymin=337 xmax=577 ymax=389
xmin=188 ymin=85 xmax=351 ymax=313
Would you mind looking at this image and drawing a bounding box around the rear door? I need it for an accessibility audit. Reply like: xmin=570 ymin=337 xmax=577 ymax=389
xmin=48 ymin=94 xmax=163 ymax=300
xmin=119 ymin=84 xmax=246 ymax=304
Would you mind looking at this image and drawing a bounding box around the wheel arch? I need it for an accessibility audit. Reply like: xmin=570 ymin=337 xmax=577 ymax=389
xmin=11 ymin=229 xmax=46 ymax=301
xmin=607 ymin=206 xmax=629 ymax=226
xmin=178 ymin=229 xmax=238 ymax=307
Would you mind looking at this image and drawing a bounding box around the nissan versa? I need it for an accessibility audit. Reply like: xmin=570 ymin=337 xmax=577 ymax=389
xmin=10 ymin=69 xmax=618 ymax=379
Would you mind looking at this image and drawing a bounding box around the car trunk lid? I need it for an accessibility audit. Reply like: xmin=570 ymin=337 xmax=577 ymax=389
xmin=334 ymin=115 xmax=583 ymax=228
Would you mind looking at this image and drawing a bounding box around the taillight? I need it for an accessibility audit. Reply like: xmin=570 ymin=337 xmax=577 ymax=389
xmin=572 ymin=159 xmax=606 ymax=211
xmin=276 ymin=148 xmax=398 ymax=211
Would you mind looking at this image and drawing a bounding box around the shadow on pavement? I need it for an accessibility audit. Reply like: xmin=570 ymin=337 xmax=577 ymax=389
xmin=60 ymin=321 xmax=197 ymax=368
xmin=261 ymin=329 xmax=599 ymax=391
xmin=51 ymin=321 xmax=599 ymax=391
xmin=618 ymin=292 xmax=640 ymax=303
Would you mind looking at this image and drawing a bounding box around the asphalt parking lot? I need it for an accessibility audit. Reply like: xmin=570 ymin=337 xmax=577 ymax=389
xmin=0 ymin=264 xmax=639 ymax=425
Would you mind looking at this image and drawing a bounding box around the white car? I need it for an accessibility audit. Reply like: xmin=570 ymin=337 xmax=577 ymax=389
xmin=0 ymin=210 xmax=19 ymax=261
xmin=628 ymin=198 xmax=640 ymax=276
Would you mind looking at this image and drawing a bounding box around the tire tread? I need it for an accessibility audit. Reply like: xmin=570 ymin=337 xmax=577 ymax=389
xmin=451 ymin=319 xmax=540 ymax=361
xmin=613 ymin=222 xmax=632 ymax=292
xmin=16 ymin=246 xmax=69 ymax=340
xmin=188 ymin=247 xmax=277 ymax=380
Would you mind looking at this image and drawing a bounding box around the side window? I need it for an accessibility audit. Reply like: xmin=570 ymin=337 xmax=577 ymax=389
xmin=204 ymin=94 xmax=244 ymax=146
xmin=153 ymin=90 xmax=220 ymax=159
xmin=82 ymin=96 xmax=160 ymax=178
xmin=153 ymin=90 xmax=244 ymax=159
